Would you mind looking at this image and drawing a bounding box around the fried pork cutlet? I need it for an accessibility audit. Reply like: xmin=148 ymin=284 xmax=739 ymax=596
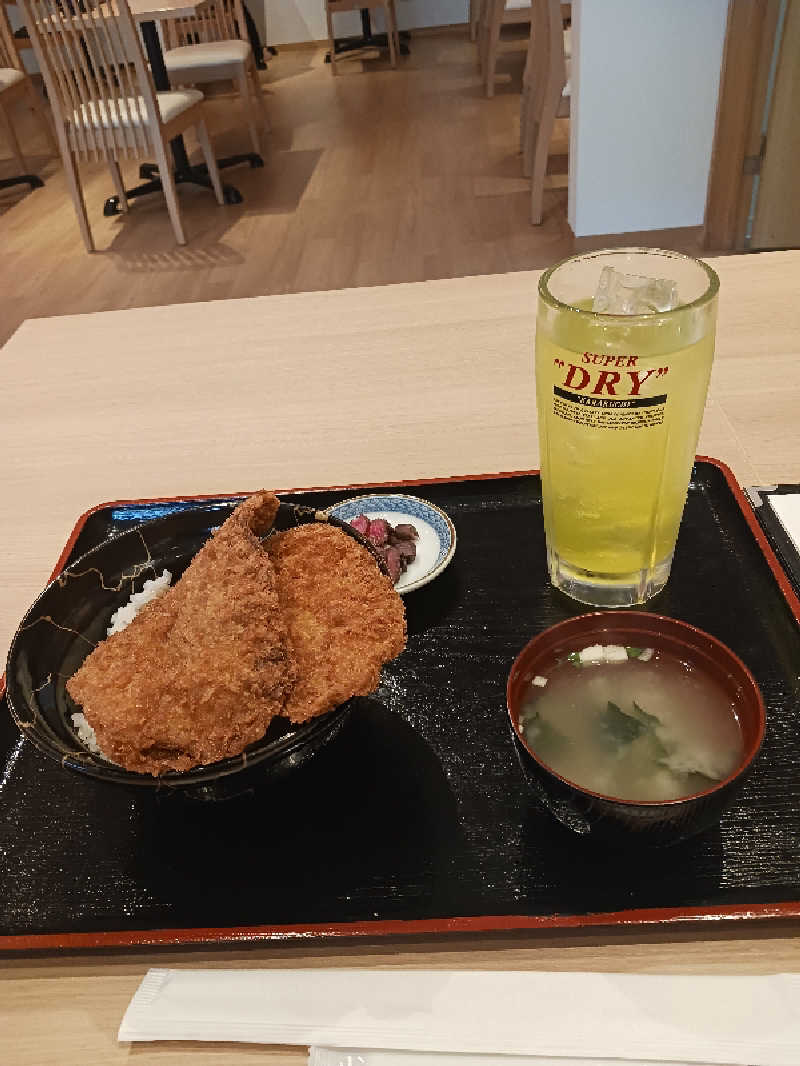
xmin=66 ymin=491 xmax=295 ymax=776
xmin=265 ymin=523 xmax=406 ymax=723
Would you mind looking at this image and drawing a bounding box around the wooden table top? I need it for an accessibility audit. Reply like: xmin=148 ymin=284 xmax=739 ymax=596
xmin=2 ymin=251 xmax=800 ymax=1065
xmin=41 ymin=0 xmax=205 ymax=24
xmin=128 ymin=0 xmax=204 ymax=21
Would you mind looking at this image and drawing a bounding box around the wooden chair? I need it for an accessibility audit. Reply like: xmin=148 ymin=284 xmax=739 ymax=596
xmin=469 ymin=0 xmax=481 ymax=42
xmin=18 ymin=0 xmax=224 ymax=250
xmin=478 ymin=0 xmax=531 ymax=99
xmin=162 ymin=0 xmax=269 ymax=156
xmin=325 ymin=0 xmax=399 ymax=75
xmin=521 ymin=0 xmax=569 ymax=224
xmin=0 ymin=0 xmax=56 ymax=174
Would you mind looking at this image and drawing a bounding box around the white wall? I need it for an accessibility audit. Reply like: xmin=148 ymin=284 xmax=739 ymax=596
xmin=261 ymin=0 xmax=468 ymax=48
xmin=568 ymin=0 xmax=728 ymax=236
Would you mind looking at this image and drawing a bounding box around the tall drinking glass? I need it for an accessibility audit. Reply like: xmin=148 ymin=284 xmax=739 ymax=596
xmin=535 ymin=248 xmax=719 ymax=607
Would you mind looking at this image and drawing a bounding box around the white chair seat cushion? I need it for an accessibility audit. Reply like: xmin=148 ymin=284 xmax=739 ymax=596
xmin=0 ymin=67 xmax=25 ymax=92
xmin=165 ymin=39 xmax=251 ymax=84
xmin=71 ymin=88 xmax=203 ymax=132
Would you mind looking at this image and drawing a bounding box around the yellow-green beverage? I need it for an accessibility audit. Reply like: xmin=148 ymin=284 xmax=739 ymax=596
xmin=536 ymin=249 xmax=719 ymax=606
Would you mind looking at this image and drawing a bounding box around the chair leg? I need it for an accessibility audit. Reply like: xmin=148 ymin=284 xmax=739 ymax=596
xmin=248 ymin=60 xmax=270 ymax=133
xmin=61 ymin=147 xmax=94 ymax=252
xmin=521 ymin=87 xmax=535 ymax=177
xmin=389 ymin=0 xmax=400 ymax=66
xmin=530 ymin=97 xmax=558 ymax=225
xmin=0 ymin=100 xmax=26 ymax=173
xmin=26 ymin=80 xmax=58 ymax=156
xmin=484 ymin=0 xmax=501 ymax=98
xmin=195 ymin=119 xmax=224 ymax=206
xmin=522 ymin=117 xmax=536 ymax=179
xmin=236 ymin=65 xmax=260 ymax=156
xmin=326 ymin=5 xmax=338 ymax=75
xmin=395 ymin=11 xmax=402 ymax=62
xmin=478 ymin=0 xmax=493 ymax=74
xmin=520 ymin=85 xmax=528 ymax=156
xmin=383 ymin=1 xmax=397 ymax=67
xmin=108 ymin=159 xmax=129 ymax=212
xmin=152 ymin=138 xmax=186 ymax=245
xmin=470 ymin=0 xmax=482 ymax=42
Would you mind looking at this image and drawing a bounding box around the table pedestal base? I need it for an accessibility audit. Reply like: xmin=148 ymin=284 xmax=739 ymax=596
xmin=326 ymin=7 xmax=410 ymax=64
xmin=328 ymin=30 xmax=410 ymax=60
xmin=0 ymin=174 xmax=43 ymax=192
xmin=102 ymin=153 xmax=263 ymax=217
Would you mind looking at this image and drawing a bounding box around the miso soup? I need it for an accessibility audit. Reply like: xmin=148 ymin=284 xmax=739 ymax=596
xmin=519 ymin=645 xmax=744 ymax=802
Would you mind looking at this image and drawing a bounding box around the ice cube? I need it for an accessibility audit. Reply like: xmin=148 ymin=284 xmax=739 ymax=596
xmin=592 ymin=265 xmax=679 ymax=314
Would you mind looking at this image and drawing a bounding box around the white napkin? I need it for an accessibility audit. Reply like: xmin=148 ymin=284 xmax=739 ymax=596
xmin=309 ymin=1047 xmax=722 ymax=1066
xmin=118 ymin=968 xmax=800 ymax=1064
xmin=767 ymin=494 xmax=800 ymax=555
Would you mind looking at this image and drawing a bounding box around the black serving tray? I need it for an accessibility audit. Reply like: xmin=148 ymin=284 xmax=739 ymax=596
xmin=3 ymin=459 xmax=800 ymax=951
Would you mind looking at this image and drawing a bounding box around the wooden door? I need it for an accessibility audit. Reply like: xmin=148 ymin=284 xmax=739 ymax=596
xmin=703 ymin=0 xmax=798 ymax=252
xmin=750 ymin=0 xmax=800 ymax=248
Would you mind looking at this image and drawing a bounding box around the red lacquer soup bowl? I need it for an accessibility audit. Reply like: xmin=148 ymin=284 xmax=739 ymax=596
xmin=507 ymin=612 xmax=766 ymax=845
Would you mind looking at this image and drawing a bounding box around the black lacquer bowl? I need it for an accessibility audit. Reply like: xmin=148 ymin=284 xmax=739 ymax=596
xmin=507 ymin=612 xmax=767 ymax=846
xmin=5 ymin=502 xmax=384 ymax=798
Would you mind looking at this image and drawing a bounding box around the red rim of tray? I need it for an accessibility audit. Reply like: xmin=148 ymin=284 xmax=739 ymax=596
xmin=2 ymin=456 xmax=800 ymax=952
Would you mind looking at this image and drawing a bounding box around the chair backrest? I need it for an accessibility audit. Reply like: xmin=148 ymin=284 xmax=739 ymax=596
xmin=18 ymin=0 xmax=163 ymax=160
xmin=163 ymin=0 xmax=246 ymax=49
xmin=0 ymin=2 xmax=24 ymax=70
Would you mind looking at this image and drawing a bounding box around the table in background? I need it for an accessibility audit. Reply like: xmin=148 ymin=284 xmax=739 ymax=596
xmin=2 ymin=251 xmax=800 ymax=1066
xmin=330 ymin=7 xmax=409 ymax=63
xmin=0 ymin=173 xmax=42 ymax=193
xmin=102 ymin=0 xmax=263 ymax=217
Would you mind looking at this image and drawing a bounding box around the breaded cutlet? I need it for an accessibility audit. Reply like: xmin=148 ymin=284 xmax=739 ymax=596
xmin=66 ymin=491 xmax=295 ymax=775
xmin=265 ymin=523 xmax=406 ymax=722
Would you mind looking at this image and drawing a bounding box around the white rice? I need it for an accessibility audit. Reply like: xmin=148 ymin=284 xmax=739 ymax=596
xmin=106 ymin=569 xmax=172 ymax=635
xmin=71 ymin=712 xmax=102 ymax=754
xmin=71 ymin=569 xmax=172 ymax=756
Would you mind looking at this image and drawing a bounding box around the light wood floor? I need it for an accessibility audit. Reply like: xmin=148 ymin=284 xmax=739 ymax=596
xmin=0 ymin=31 xmax=704 ymax=346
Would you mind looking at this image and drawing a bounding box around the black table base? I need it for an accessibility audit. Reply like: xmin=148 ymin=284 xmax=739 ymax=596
xmin=0 ymin=174 xmax=43 ymax=193
xmin=328 ymin=31 xmax=410 ymax=60
xmin=103 ymin=151 xmax=263 ymax=217
xmin=327 ymin=8 xmax=410 ymax=63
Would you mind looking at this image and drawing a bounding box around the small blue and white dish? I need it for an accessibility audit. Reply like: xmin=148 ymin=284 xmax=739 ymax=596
xmin=325 ymin=493 xmax=456 ymax=594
